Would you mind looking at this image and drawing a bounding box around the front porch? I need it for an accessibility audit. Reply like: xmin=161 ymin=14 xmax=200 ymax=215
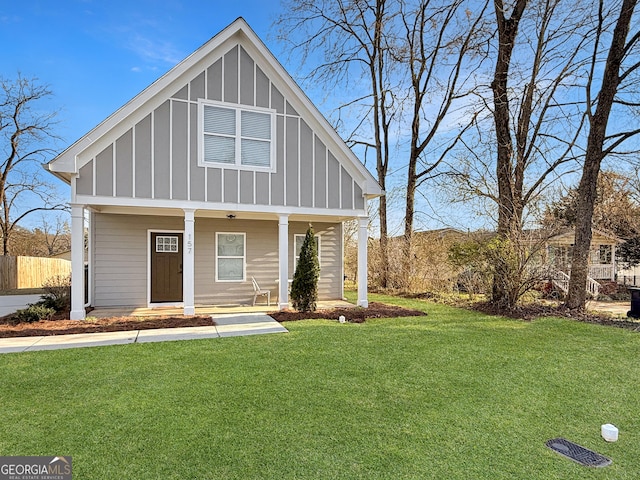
xmin=546 ymin=229 xmax=619 ymax=282
xmin=89 ymin=299 xmax=356 ymax=319
xmin=70 ymin=206 xmax=371 ymax=320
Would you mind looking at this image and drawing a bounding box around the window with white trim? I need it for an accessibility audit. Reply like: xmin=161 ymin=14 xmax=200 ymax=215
xmin=294 ymin=234 xmax=320 ymax=271
xmin=597 ymin=245 xmax=612 ymax=264
xmin=156 ymin=236 xmax=179 ymax=253
xmin=200 ymin=100 xmax=275 ymax=170
xmin=216 ymin=233 xmax=246 ymax=281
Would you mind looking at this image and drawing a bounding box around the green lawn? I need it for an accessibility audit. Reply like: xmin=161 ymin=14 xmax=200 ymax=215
xmin=1 ymin=294 xmax=639 ymax=479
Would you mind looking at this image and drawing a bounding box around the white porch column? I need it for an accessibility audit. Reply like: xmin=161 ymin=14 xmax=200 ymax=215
xmin=183 ymin=209 xmax=195 ymax=315
xmin=70 ymin=205 xmax=86 ymax=320
xmin=278 ymin=214 xmax=289 ymax=309
xmin=357 ymin=216 xmax=369 ymax=308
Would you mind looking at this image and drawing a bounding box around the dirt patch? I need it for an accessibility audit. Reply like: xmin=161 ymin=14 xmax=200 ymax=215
xmin=0 ymin=316 xmax=214 ymax=338
xmin=269 ymin=302 xmax=426 ymax=323
xmin=472 ymin=301 xmax=640 ymax=330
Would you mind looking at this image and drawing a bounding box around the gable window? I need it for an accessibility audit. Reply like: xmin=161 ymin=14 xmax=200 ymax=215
xmin=294 ymin=234 xmax=321 ymax=271
xmin=216 ymin=233 xmax=246 ymax=282
xmin=200 ymin=101 xmax=275 ymax=170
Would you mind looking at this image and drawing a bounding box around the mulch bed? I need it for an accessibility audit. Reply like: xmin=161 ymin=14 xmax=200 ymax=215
xmin=0 ymin=315 xmax=214 ymax=338
xmin=269 ymin=302 xmax=426 ymax=323
xmin=473 ymin=301 xmax=640 ymax=330
xmin=0 ymin=302 xmax=426 ymax=338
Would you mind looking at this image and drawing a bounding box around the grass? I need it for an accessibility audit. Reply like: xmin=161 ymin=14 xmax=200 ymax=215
xmin=1 ymin=293 xmax=640 ymax=478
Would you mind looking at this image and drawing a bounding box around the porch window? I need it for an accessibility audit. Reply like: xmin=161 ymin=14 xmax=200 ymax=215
xmin=200 ymin=100 xmax=275 ymax=170
xmin=216 ymin=233 xmax=246 ymax=282
xmin=294 ymin=234 xmax=321 ymax=271
xmin=549 ymin=245 xmax=571 ymax=268
xmin=599 ymin=245 xmax=612 ymax=264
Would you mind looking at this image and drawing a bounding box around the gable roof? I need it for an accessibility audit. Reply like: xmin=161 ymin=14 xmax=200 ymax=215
xmin=548 ymin=228 xmax=622 ymax=244
xmin=47 ymin=17 xmax=383 ymax=198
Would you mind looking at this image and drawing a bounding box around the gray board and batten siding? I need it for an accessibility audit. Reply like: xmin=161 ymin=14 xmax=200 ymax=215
xmin=75 ymin=44 xmax=365 ymax=212
xmin=92 ymin=213 xmax=342 ymax=307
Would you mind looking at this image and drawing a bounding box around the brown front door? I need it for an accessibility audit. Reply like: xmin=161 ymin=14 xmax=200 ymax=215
xmin=150 ymin=232 xmax=183 ymax=303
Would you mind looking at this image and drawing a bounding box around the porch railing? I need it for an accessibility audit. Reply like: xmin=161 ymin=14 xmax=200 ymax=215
xmin=588 ymin=264 xmax=613 ymax=280
xmin=552 ymin=270 xmax=570 ymax=294
xmin=552 ymin=269 xmax=600 ymax=299
xmin=587 ymin=276 xmax=601 ymax=298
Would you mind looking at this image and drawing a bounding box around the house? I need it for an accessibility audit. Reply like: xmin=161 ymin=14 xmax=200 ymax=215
xmin=542 ymin=228 xmax=621 ymax=298
xmin=545 ymin=228 xmax=620 ymax=281
xmin=47 ymin=18 xmax=383 ymax=320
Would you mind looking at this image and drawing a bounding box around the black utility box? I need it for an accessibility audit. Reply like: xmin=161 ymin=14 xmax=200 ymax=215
xmin=627 ymin=287 xmax=640 ymax=319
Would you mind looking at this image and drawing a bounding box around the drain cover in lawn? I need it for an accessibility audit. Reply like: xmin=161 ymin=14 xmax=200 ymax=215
xmin=545 ymin=438 xmax=611 ymax=467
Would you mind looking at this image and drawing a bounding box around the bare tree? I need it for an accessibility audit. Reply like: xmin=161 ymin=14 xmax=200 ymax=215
xmin=38 ymin=214 xmax=71 ymax=256
xmin=566 ymin=0 xmax=640 ymax=309
xmin=7 ymin=214 xmax=71 ymax=257
xmin=491 ymin=0 xmax=529 ymax=241
xmin=275 ymin=0 xmax=397 ymax=288
xmin=451 ymin=0 xmax=593 ymax=307
xmin=0 ymin=75 xmax=65 ymax=255
xmin=398 ymin=0 xmax=490 ymax=287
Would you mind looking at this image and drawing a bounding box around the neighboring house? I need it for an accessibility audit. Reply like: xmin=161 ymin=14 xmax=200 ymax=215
xmin=543 ymin=228 xmax=621 ymax=298
xmin=545 ymin=228 xmax=620 ymax=281
xmin=47 ymin=18 xmax=383 ymax=320
xmin=50 ymin=251 xmax=71 ymax=261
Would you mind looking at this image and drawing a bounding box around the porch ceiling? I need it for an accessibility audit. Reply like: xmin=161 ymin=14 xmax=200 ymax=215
xmin=85 ymin=204 xmax=358 ymax=223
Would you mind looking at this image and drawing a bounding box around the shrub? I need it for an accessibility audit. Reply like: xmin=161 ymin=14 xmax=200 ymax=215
xmin=40 ymin=274 xmax=71 ymax=311
xmin=14 ymin=305 xmax=56 ymax=323
xmin=290 ymin=226 xmax=320 ymax=312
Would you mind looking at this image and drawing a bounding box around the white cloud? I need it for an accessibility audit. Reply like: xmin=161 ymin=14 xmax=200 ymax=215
xmin=126 ymin=33 xmax=184 ymax=66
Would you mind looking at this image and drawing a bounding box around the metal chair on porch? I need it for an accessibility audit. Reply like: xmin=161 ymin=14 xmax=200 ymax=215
xmin=251 ymin=277 xmax=271 ymax=306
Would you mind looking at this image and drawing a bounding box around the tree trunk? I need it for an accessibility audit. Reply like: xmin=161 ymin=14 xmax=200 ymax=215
xmin=403 ymin=143 xmax=418 ymax=291
xmin=566 ymin=0 xmax=637 ymax=309
xmin=490 ymin=0 xmax=529 ymax=306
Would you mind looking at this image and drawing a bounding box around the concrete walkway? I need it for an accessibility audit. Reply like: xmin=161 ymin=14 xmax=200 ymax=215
xmin=587 ymin=301 xmax=629 ymax=318
xmin=0 ymin=313 xmax=287 ymax=354
xmin=0 ymin=294 xmax=42 ymax=317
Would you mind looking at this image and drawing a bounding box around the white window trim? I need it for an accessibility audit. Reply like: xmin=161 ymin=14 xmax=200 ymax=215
xmin=294 ymin=234 xmax=321 ymax=271
xmin=198 ymin=99 xmax=277 ymax=172
xmin=216 ymin=232 xmax=247 ymax=282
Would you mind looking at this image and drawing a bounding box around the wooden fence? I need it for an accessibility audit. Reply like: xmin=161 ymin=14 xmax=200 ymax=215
xmin=0 ymin=256 xmax=71 ymax=290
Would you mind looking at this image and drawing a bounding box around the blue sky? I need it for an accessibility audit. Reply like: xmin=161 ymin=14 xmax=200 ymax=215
xmin=0 ymin=1 xmax=478 ymax=233
xmin=2 ymin=1 xmax=284 ymax=148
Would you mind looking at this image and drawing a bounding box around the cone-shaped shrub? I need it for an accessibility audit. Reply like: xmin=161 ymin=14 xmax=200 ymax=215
xmin=290 ymin=226 xmax=320 ymax=312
